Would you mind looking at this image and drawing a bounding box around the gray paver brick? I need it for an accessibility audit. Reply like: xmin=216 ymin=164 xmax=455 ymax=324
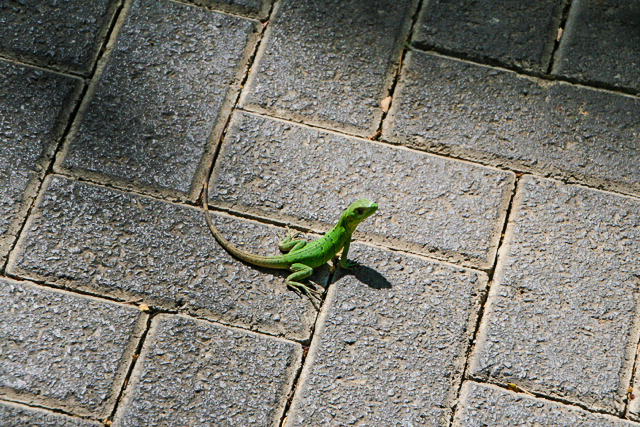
xmin=0 ymin=400 xmax=102 ymax=427
xmin=454 ymin=382 xmax=640 ymax=427
xmin=183 ymin=0 xmax=271 ymax=19
xmin=383 ymin=51 xmax=640 ymax=197
xmin=553 ymin=0 xmax=640 ymax=93
xmin=113 ymin=314 xmax=301 ymax=427
xmin=0 ymin=59 xmax=81 ymax=268
xmin=0 ymin=278 xmax=146 ymax=417
xmin=285 ymin=244 xmax=486 ymax=427
xmin=469 ymin=176 xmax=640 ymax=414
xmin=0 ymin=0 xmax=118 ymax=75
xmin=8 ymin=175 xmax=324 ymax=341
xmin=240 ymin=0 xmax=417 ymax=137
xmin=58 ymin=0 xmax=258 ymax=199
xmin=412 ymin=0 xmax=565 ymax=72
xmin=209 ymin=111 xmax=514 ymax=269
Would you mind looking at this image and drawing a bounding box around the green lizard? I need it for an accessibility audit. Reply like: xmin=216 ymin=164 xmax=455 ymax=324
xmin=203 ymin=182 xmax=378 ymax=308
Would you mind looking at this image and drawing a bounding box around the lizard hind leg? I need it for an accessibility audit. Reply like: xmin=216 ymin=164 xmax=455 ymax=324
xmin=278 ymin=226 xmax=307 ymax=253
xmin=286 ymin=263 xmax=322 ymax=309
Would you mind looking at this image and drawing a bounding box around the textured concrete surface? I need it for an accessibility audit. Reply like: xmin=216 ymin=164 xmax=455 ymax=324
xmin=383 ymin=51 xmax=640 ymax=197
xmin=240 ymin=0 xmax=417 ymax=136
xmin=9 ymin=175 xmax=325 ymax=342
xmin=469 ymin=176 xmax=640 ymax=414
xmin=285 ymin=244 xmax=486 ymax=426
xmin=0 ymin=400 xmax=102 ymax=427
xmin=454 ymin=382 xmax=640 ymax=427
xmin=210 ymin=111 xmax=514 ymax=269
xmin=0 ymin=0 xmax=118 ymax=75
xmin=412 ymin=0 xmax=565 ymax=72
xmin=0 ymin=59 xmax=81 ymax=268
xmin=553 ymin=0 xmax=640 ymax=93
xmin=0 ymin=277 xmax=146 ymax=417
xmin=184 ymin=0 xmax=271 ymax=18
xmin=58 ymin=0 xmax=258 ymax=199
xmin=113 ymin=315 xmax=301 ymax=427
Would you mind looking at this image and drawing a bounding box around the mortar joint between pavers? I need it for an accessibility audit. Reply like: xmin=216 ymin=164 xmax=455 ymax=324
xmin=0 ymin=396 xmax=101 ymax=424
xmin=546 ymin=0 xmax=575 ymax=75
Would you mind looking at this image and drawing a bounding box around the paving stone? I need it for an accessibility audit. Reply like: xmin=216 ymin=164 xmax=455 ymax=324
xmin=0 ymin=0 xmax=118 ymax=75
xmin=8 ymin=175 xmax=325 ymax=342
xmin=284 ymin=243 xmax=486 ymax=426
xmin=240 ymin=0 xmax=417 ymax=137
xmin=0 ymin=277 xmax=146 ymax=417
xmin=113 ymin=314 xmax=301 ymax=427
xmin=58 ymin=0 xmax=259 ymax=199
xmin=183 ymin=0 xmax=271 ymax=19
xmin=454 ymin=382 xmax=639 ymax=427
xmin=209 ymin=111 xmax=514 ymax=270
xmin=0 ymin=59 xmax=82 ymax=268
xmin=553 ymin=0 xmax=640 ymax=93
xmin=468 ymin=176 xmax=640 ymax=414
xmin=0 ymin=400 xmax=102 ymax=427
xmin=412 ymin=0 xmax=565 ymax=72
xmin=383 ymin=51 xmax=640 ymax=197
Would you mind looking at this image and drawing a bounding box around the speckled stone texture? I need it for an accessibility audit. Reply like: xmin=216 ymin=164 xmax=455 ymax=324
xmin=183 ymin=0 xmax=271 ymax=18
xmin=383 ymin=51 xmax=640 ymax=197
xmin=0 ymin=60 xmax=81 ymax=267
xmin=469 ymin=176 xmax=640 ymax=414
xmin=412 ymin=0 xmax=565 ymax=72
xmin=240 ymin=0 xmax=417 ymax=136
xmin=0 ymin=278 xmax=146 ymax=417
xmin=285 ymin=244 xmax=486 ymax=426
xmin=58 ymin=0 xmax=258 ymax=199
xmin=209 ymin=111 xmax=514 ymax=270
xmin=0 ymin=400 xmax=102 ymax=427
xmin=553 ymin=0 xmax=640 ymax=93
xmin=113 ymin=315 xmax=301 ymax=427
xmin=454 ymin=382 xmax=639 ymax=427
xmin=8 ymin=175 xmax=324 ymax=342
xmin=0 ymin=0 xmax=118 ymax=75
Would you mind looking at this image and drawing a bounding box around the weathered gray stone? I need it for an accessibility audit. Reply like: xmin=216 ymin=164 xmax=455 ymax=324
xmin=412 ymin=0 xmax=565 ymax=72
xmin=0 ymin=59 xmax=82 ymax=268
xmin=285 ymin=244 xmax=486 ymax=426
xmin=0 ymin=278 xmax=146 ymax=417
xmin=383 ymin=51 xmax=640 ymax=197
xmin=553 ymin=0 xmax=640 ymax=93
xmin=58 ymin=0 xmax=258 ymax=200
xmin=8 ymin=175 xmax=325 ymax=342
xmin=454 ymin=382 xmax=639 ymax=427
xmin=209 ymin=111 xmax=514 ymax=269
xmin=182 ymin=0 xmax=271 ymax=19
xmin=469 ymin=176 xmax=640 ymax=414
xmin=0 ymin=400 xmax=102 ymax=427
xmin=113 ymin=314 xmax=301 ymax=427
xmin=240 ymin=0 xmax=417 ymax=137
xmin=0 ymin=0 xmax=118 ymax=75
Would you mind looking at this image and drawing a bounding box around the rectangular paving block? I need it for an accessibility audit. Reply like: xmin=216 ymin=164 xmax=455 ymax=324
xmin=240 ymin=0 xmax=417 ymax=137
xmin=468 ymin=176 xmax=640 ymax=414
xmin=8 ymin=175 xmax=324 ymax=342
xmin=0 ymin=277 xmax=146 ymax=418
xmin=454 ymin=382 xmax=640 ymax=427
xmin=0 ymin=59 xmax=82 ymax=268
xmin=383 ymin=50 xmax=640 ymax=197
xmin=183 ymin=0 xmax=271 ymax=18
xmin=412 ymin=0 xmax=565 ymax=72
xmin=209 ymin=111 xmax=514 ymax=270
xmin=0 ymin=400 xmax=102 ymax=427
xmin=553 ymin=0 xmax=640 ymax=93
xmin=0 ymin=0 xmax=118 ymax=75
xmin=112 ymin=314 xmax=301 ymax=427
xmin=57 ymin=0 xmax=259 ymax=200
xmin=285 ymin=243 xmax=486 ymax=426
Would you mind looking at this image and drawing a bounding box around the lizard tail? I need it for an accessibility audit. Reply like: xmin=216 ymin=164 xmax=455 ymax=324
xmin=203 ymin=181 xmax=288 ymax=269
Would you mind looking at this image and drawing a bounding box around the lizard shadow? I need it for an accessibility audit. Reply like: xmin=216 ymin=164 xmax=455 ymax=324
xmin=333 ymin=263 xmax=392 ymax=290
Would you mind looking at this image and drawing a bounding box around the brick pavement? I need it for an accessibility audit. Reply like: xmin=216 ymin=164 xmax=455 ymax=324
xmin=0 ymin=0 xmax=638 ymax=425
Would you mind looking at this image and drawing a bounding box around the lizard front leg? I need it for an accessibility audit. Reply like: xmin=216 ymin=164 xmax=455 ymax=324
xmin=278 ymin=227 xmax=307 ymax=253
xmin=287 ymin=263 xmax=322 ymax=309
xmin=339 ymin=238 xmax=358 ymax=269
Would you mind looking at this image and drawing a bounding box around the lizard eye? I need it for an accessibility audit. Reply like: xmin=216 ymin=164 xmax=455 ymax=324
xmin=354 ymin=208 xmax=365 ymax=215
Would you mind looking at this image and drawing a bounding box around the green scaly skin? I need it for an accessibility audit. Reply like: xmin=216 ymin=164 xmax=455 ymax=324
xmin=203 ymin=182 xmax=378 ymax=308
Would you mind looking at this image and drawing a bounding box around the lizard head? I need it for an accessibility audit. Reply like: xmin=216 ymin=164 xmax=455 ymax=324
xmin=342 ymin=199 xmax=378 ymax=232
